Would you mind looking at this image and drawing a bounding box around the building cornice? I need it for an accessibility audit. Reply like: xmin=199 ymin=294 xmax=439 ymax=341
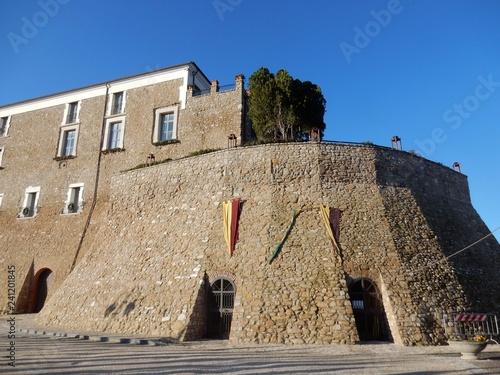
xmin=0 ymin=61 xmax=210 ymax=115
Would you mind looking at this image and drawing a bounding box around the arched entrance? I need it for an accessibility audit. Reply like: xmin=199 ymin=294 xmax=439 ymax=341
xmin=206 ymin=277 xmax=235 ymax=339
xmin=30 ymin=268 xmax=54 ymax=313
xmin=349 ymin=278 xmax=388 ymax=341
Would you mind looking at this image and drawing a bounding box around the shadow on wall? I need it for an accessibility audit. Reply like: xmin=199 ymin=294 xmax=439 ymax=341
xmin=104 ymin=297 xmax=136 ymax=319
xmin=16 ymin=261 xmax=34 ymax=313
xmin=28 ymin=267 xmax=54 ymax=313
xmin=100 ymin=274 xmax=209 ymax=342
xmin=178 ymin=273 xmax=210 ymax=341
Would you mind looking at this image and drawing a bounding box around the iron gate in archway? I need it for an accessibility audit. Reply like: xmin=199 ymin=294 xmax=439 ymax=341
xmin=206 ymin=277 xmax=235 ymax=339
xmin=349 ymin=278 xmax=388 ymax=341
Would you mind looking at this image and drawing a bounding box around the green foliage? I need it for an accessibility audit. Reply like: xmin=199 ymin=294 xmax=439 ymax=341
xmin=123 ymin=158 xmax=172 ymax=172
xmin=184 ymin=148 xmax=221 ymax=158
xmin=152 ymin=139 xmax=180 ymax=146
xmin=122 ymin=148 xmax=220 ymax=173
xmin=248 ymin=67 xmax=326 ymax=142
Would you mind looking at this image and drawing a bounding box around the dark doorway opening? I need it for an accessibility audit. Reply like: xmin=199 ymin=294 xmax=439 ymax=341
xmin=30 ymin=268 xmax=53 ymax=313
xmin=206 ymin=277 xmax=235 ymax=339
xmin=349 ymin=278 xmax=389 ymax=341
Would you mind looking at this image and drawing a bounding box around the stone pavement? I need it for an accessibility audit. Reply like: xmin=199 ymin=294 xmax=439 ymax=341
xmin=2 ymin=315 xmax=500 ymax=374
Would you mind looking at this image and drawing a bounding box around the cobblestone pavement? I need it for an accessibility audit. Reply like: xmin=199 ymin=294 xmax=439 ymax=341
xmin=2 ymin=315 xmax=500 ymax=374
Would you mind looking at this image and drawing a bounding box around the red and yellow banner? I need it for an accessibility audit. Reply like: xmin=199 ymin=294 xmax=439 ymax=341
xmin=223 ymin=199 xmax=241 ymax=256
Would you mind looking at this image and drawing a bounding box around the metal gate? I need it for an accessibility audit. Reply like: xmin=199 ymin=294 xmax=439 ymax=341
xmin=443 ymin=312 xmax=499 ymax=341
xmin=206 ymin=277 xmax=235 ymax=339
xmin=349 ymin=278 xmax=388 ymax=341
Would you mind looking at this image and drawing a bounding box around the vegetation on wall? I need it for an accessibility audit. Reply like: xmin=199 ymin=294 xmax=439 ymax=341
xmin=248 ymin=67 xmax=326 ymax=142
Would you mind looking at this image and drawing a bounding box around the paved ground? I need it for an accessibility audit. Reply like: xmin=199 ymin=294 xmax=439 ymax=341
xmin=2 ymin=315 xmax=500 ymax=374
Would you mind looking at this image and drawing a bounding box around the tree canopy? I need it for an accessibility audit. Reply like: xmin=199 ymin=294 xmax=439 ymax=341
xmin=248 ymin=68 xmax=326 ymax=142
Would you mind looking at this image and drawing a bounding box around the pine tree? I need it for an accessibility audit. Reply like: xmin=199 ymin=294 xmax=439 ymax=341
xmin=248 ymin=67 xmax=326 ymax=142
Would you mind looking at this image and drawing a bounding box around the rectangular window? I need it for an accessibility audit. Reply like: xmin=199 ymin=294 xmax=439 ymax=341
xmin=103 ymin=116 xmax=125 ymax=151
xmin=0 ymin=194 xmax=3 ymax=210
xmin=57 ymin=124 xmax=79 ymax=158
xmin=111 ymin=92 xmax=124 ymax=115
xmin=63 ymin=130 xmax=76 ymax=156
xmin=64 ymin=183 xmax=83 ymax=214
xmin=66 ymin=102 xmax=79 ymax=124
xmin=160 ymin=113 xmax=174 ymax=141
xmin=0 ymin=147 xmax=4 ymax=167
xmin=153 ymin=105 xmax=179 ymax=144
xmin=20 ymin=187 xmax=40 ymax=218
xmin=108 ymin=122 xmax=123 ymax=149
xmin=0 ymin=116 xmax=10 ymax=137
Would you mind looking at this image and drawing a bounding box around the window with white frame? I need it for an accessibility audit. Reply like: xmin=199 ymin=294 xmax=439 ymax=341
xmin=103 ymin=116 xmax=125 ymax=150
xmin=110 ymin=91 xmax=125 ymax=115
xmin=0 ymin=147 xmax=4 ymax=167
xmin=0 ymin=116 xmax=10 ymax=137
xmin=153 ymin=105 xmax=179 ymax=144
xmin=63 ymin=183 xmax=84 ymax=214
xmin=0 ymin=194 xmax=3 ymax=210
xmin=20 ymin=186 xmax=40 ymax=218
xmin=65 ymin=101 xmax=80 ymax=124
xmin=57 ymin=124 xmax=79 ymax=157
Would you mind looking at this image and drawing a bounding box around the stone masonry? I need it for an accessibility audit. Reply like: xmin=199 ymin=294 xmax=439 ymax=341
xmin=35 ymin=143 xmax=500 ymax=346
xmin=0 ymin=62 xmax=247 ymax=314
xmin=1 ymin=62 xmax=499 ymax=346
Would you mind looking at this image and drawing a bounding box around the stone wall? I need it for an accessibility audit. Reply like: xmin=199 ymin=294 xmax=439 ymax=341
xmin=0 ymin=73 xmax=248 ymax=313
xmin=35 ymin=143 xmax=500 ymax=345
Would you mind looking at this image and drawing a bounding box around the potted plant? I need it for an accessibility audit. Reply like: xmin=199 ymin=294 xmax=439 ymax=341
xmin=447 ymin=334 xmax=488 ymax=360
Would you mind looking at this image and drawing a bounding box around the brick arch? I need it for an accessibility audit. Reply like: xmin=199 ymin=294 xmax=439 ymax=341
xmin=205 ymin=270 xmax=237 ymax=287
xmin=29 ymin=268 xmax=54 ymax=313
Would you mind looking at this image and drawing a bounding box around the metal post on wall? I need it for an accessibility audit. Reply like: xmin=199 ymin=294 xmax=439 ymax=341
xmin=146 ymin=153 xmax=156 ymax=166
xmin=228 ymin=134 xmax=237 ymax=148
xmin=391 ymin=136 xmax=402 ymax=150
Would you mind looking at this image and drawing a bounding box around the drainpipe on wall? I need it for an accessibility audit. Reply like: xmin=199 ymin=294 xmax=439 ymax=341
xmin=69 ymin=83 xmax=110 ymax=273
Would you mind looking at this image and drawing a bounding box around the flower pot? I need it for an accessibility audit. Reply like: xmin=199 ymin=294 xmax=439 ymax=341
xmin=448 ymin=340 xmax=487 ymax=359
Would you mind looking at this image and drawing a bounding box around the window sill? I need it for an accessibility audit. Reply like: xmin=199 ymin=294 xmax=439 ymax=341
xmin=54 ymin=155 xmax=76 ymax=161
xmin=153 ymin=139 xmax=180 ymax=147
xmin=17 ymin=215 xmax=37 ymax=220
xmin=106 ymin=112 xmax=126 ymax=118
xmin=101 ymin=148 xmax=125 ymax=154
xmin=61 ymin=211 xmax=82 ymax=216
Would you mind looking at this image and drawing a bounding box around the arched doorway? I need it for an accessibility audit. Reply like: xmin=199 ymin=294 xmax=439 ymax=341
xmin=30 ymin=268 xmax=54 ymax=313
xmin=349 ymin=278 xmax=388 ymax=341
xmin=206 ymin=277 xmax=235 ymax=339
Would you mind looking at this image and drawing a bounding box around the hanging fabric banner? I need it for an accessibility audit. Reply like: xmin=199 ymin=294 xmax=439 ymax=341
xmin=223 ymin=198 xmax=241 ymax=256
xmin=330 ymin=207 xmax=340 ymax=242
xmin=268 ymin=209 xmax=299 ymax=264
xmin=320 ymin=205 xmax=340 ymax=254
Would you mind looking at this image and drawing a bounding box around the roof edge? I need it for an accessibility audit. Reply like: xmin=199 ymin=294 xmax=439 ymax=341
xmin=0 ymin=61 xmax=210 ymax=110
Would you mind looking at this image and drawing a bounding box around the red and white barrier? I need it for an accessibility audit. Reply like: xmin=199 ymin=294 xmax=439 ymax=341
xmin=454 ymin=313 xmax=489 ymax=322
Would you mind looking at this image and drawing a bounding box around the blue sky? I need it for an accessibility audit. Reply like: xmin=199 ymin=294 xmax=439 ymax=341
xmin=1 ymin=0 xmax=499 ymax=241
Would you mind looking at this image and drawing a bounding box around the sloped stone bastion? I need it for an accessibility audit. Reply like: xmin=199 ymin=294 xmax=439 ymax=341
xmin=36 ymin=143 xmax=500 ymax=345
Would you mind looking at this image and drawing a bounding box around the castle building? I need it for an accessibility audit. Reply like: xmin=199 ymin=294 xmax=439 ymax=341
xmin=1 ymin=62 xmax=499 ymax=345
